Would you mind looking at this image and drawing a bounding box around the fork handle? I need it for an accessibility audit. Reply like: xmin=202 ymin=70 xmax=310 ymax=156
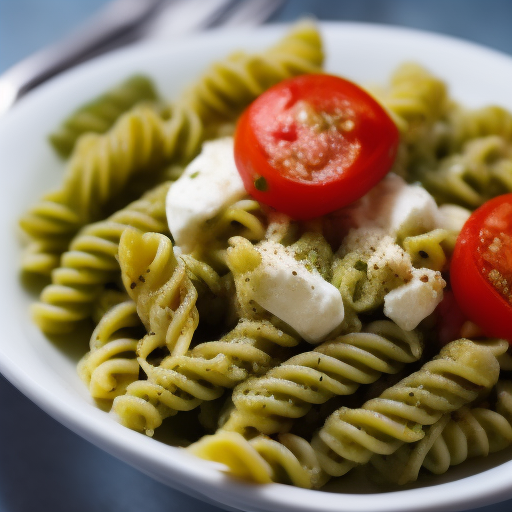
xmin=0 ymin=0 xmax=164 ymax=114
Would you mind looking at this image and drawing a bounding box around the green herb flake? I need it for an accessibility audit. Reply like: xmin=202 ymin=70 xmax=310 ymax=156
xmin=254 ymin=176 xmax=268 ymax=192
xmin=190 ymin=171 xmax=200 ymax=179
xmin=354 ymin=260 xmax=368 ymax=272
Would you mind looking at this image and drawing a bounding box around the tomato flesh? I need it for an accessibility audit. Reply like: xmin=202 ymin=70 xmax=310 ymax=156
xmin=234 ymin=74 xmax=399 ymax=220
xmin=479 ymin=202 xmax=512 ymax=302
xmin=451 ymin=193 xmax=512 ymax=341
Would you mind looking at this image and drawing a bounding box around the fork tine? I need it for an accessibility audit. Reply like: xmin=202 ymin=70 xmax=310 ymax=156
xmin=141 ymin=0 xmax=239 ymax=40
xmin=212 ymin=0 xmax=287 ymax=28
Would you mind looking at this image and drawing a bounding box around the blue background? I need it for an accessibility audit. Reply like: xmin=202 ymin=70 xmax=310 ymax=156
xmin=1 ymin=1 xmax=512 ymax=511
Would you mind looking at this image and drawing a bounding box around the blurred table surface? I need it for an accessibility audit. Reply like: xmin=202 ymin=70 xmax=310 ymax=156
xmin=1 ymin=1 xmax=512 ymax=511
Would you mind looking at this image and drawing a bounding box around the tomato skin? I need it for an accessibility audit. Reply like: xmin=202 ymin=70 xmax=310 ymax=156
xmin=450 ymin=193 xmax=512 ymax=342
xmin=234 ymin=74 xmax=399 ymax=220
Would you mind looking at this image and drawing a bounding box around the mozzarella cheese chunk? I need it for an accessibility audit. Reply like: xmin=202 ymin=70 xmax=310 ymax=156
xmin=338 ymin=173 xmax=407 ymax=230
xmin=437 ymin=204 xmax=472 ymax=233
xmin=166 ymin=137 xmax=246 ymax=253
xmin=337 ymin=173 xmax=439 ymax=238
xmin=388 ymin=183 xmax=439 ymax=236
xmin=384 ymin=268 xmax=445 ymax=331
xmin=250 ymin=241 xmax=344 ymax=343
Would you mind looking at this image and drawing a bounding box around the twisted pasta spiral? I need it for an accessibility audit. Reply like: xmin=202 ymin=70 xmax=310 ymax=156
xmin=189 ymin=199 xmax=267 ymax=270
xmin=91 ymin=287 xmax=131 ymax=325
xmin=373 ymin=63 xmax=449 ymax=177
xmin=189 ymin=431 xmax=325 ymax=488
xmin=183 ymin=20 xmax=323 ymax=122
xmin=112 ymin=319 xmax=300 ymax=436
xmin=402 ymin=228 xmax=450 ymax=271
xmin=31 ymin=181 xmax=170 ymax=334
xmin=447 ymin=104 xmax=512 ymax=151
xmin=20 ymin=105 xmax=199 ymax=274
xmin=189 ymin=338 xmax=507 ymax=488
xmin=78 ymin=300 xmax=142 ymax=400
xmin=20 ymin=238 xmax=71 ymax=276
xmin=311 ymin=338 xmax=507 ymax=478
xmin=383 ymin=63 xmax=449 ymax=132
xmin=331 ymin=234 xmax=413 ymax=314
xmin=370 ymin=380 xmax=512 ymax=484
xmin=422 ymin=135 xmax=512 ymax=208
xmin=223 ymin=320 xmax=423 ymax=435
xmin=49 ymin=75 xmax=159 ymax=158
xmin=118 ymin=229 xmax=199 ymax=358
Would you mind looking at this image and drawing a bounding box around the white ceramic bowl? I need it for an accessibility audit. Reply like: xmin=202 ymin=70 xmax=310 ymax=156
xmin=1 ymin=22 xmax=512 ymax=512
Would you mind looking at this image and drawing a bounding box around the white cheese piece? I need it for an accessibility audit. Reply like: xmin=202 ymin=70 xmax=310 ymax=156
xmin=384 ymin=268 xmax=446 ymax=331
xmin=333 ymin=173 xmax=439 ymax=239
xmin=437 ymin=204 xmax=471 ymax=233
xmin=388 ymin=184 xmax=440 ymax=236
xmin=250 ymin=241 xmax=344 ymax=344
xmin=166 ymin=137 xmax=246 ymax=253
xmin=336 ymin=173 xmax=407 ymax=230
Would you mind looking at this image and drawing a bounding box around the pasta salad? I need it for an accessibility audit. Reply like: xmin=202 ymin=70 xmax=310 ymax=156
xmin=19 ymin=21 xmax=512 ymax=490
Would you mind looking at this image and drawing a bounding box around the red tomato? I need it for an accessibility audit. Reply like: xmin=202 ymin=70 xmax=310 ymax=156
xmin=234 ymin=74 xmax=399 ymax=220
xmin=451 ymin=193 xmax=512 ymax=341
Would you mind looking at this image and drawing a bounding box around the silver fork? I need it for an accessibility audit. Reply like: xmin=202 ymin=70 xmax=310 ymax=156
xmin=0 ymin=0 xmax=285 ymax=116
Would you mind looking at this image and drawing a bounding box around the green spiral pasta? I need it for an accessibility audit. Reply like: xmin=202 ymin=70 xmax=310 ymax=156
xmin=91 ymin=287 xmax=131 ymax=325
xmin=189 ymin=430 xmax=325 ymax=488
xmin=189 ymin=199 xmax=267 ymax=270
xmin=373 ymin=62 xmax=449 ymax=178
xmin=20 ymin=104 xmax=198 ymax=272
xmin=370 ymin=380 xmax=512 ymax=484
xmin=20 ymin=238 xmax=71 ymax=276
xmin=189 ymin=338 xmax=507 ymax=488
xmin=310 ymin=338 xmax=507 ymax=478
xmin=180 ymin=254 xmax=233 ymax=327
xmin=447 ymin=104 xmax=512 ymax=151
xmin=183 ymin=20 xmax=323 ymax=122
xmin=422 ymin=135 xmax=512 ymax=208
xmin=384 ymin=63 xmax=448 ymax=130
xmin=78 ymin=300 xmax=142 ymax=400
xmin=222 ymin=320 xmax=423 ymax=435
xmin=19 ymin=22 xmax=324 ymax=275
xmin=31 ymin=182 xmax=170 ymax=334
xmin=118 ymin=229 xmax=199 ymax=358
xmin=402 ymin=228 xmax=450 ymax=271
xmin=112 ymin=319 xmax=301 ymax=436
xmin=331 ymin=233 xmax=413 ymax=314
xmin=49 ymin=75 xmax=159 ymax=158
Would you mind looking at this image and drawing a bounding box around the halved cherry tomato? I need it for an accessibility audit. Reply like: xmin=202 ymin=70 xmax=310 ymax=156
xmin=234 ymin=74 xmax=399 ymax=219
xmin=451 ymin=193 xmax=512 ymax=341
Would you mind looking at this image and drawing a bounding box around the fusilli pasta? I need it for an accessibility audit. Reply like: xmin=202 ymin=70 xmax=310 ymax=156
xmin=49 ymin=75 xmax=159 ymax=158
xmin=31 ymin=182 xmax=170 ymax=334
xmin=222 ymin=320 xmax=422 ymax=435
xmin=118 ymin=229 xmax=199 ymax=358
xmin=78 ymin=300 xmax=142 ymax=400
xmin=369 ymin=380 xmax=512 ymax=484
xmin=189 ymin=338 xmax=507 ymax=488
xmin=112 ymin=319 xmax=301 ymax=436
